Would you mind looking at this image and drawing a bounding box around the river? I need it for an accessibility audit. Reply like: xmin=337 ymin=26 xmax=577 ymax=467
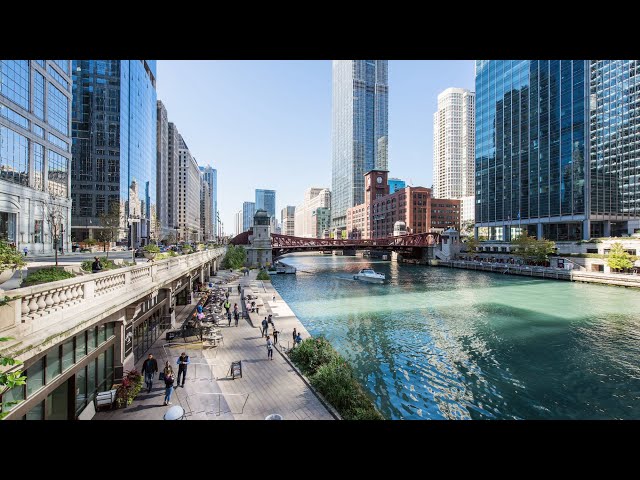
xmin=270 ymin=253 xmax=640 ymax=419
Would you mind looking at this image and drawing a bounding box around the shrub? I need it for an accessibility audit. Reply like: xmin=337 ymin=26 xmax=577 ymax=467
xmin=0 ymin=240 xmax=26 ymax=272
xmin=288 ymin=336 xmax=383 ymax=420
xmin=115 ymin=368 xmax=143 ymax=408
xmin=21 ymin=268 xmax=75 ymax=287
xmin=256 ymin=269 xmax=271 ymax=281
xmin=84 ymin=238 xmax=98 ymax=246
xmin=289 ymin=336 xmax=338 ymax=376
xmin=143 ymin=244 xmax=160 ymax=253
xmin=221 ymin=245 xmax=246 ymax=269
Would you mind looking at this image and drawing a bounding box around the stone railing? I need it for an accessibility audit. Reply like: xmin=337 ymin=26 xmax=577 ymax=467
xmin=0 ymin=248 xmax=225 ymax=335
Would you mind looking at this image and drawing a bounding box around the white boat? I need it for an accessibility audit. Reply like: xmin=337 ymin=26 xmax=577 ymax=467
xmin=353 ymin=269 xmax=386 ymax=283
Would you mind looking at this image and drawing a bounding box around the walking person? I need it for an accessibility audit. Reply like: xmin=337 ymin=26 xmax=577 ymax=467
xmin=266 ymin=335 xmax=274 ymax=360
xmin=141 ymin=353 xmax=158 ymax=393
xmin=261 ymin=317 xmax=268 ymax=338
xmin=292 ymin=328 xmax=297 ymax=347
xmin=91 ymin=256 xmax=102 ymax=274
xmin=273 ymin=328 xmax=279 ymax=345
xmin=272 ymin=294 xmax=276 ymax=302
xmin=234 ymin=309 xmax=240 ymax=327
xmin=295 ymin=332 xmax=302 ymax=346
xmin=23 ymin=246 xmax=28 ymax=257
xmin=233 ymin=303 xmax=239 ymax=319
xmin=163 ymin=362 xmax=175 ymax=405
xmin=176 ymin=352 xmax=190 ymax=388
xmin=224 ymin=299 xmax=230 ymax=315
xmin=237 ymin=284 xmax=241 ymax=293
xmin=227 ymin=309 xmax=232 ymax=326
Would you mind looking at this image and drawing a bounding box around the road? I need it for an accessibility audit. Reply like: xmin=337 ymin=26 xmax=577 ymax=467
xmin=26 ymin=251 xmax=140 ymax=264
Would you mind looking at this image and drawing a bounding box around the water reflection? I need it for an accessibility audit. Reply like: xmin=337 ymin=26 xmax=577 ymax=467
xmin=272 ymin=254 xmax=640 ymax=419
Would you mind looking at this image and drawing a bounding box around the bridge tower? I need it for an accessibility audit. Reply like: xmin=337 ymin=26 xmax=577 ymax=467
xmin=247 ymin=209 xmax=273 ymax=268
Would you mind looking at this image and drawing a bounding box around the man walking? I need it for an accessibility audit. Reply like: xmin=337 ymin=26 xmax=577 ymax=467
xmin=261 ymin=317 xmax=268 ymax=338
xmin=224 ymin=299 xmax=231 ymax=315
xmin=23 ymin=246 xmax=28 ymax=257
xmin=176 ymin=352 xmax=190 ymax=388
xmin=141 ymin=354 xmax=158 ymax=393
xmin=292 ymin=328 xmax=297 ymax=348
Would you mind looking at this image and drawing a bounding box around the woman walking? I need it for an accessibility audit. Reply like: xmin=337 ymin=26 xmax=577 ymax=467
xmin=163 ymin=361 xmax=175 ymax=405
xmin=266 ymin=335 xmax=274 ymax=361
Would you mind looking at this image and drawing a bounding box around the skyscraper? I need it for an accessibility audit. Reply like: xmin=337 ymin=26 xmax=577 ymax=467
xmin=199 ymin=165 xmax=216 ymax=241
xmin=433 ymin=88 xmax=475 ymax=200
xmin=167 ymin=122 xmax=180 ymax=233
xmin=474 ymin=60 xmax=640 ymax=241
xmin=177 ymin=135 xmax=200 ymax=242
xmin=71 ymin=60 xmax=157 ymax=247
xmin=156 ymin=100 xmax=169 ymax=238
xmin=255 ymin=189 xmax=276 ymax=219
xmin=281 ymin=206 xmax=295 ymax=236
xmin=331 ymin=60 xmax=388 ymax=229
xmin=242 ymin=201 xmax=255 ymax=231
xmin=295 ymin=187 xmax=331 ymax=237
xmin=0 ymin=60 xmax=72 ymax=254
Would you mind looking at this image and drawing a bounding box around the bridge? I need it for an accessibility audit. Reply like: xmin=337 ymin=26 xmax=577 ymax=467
xmin=231 ymin=231 xmax=441 ymax=259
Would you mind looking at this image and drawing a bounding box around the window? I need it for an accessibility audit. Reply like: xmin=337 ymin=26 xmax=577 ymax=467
xmin=26 ymin=357 xmax=44 ymax=397
xmin=75 ymin=331 xmax=86 ymax=361
xmin=47 ymin=65 xmax=69 ymax=89
xmin=47 ymin=83 xmax=69 ymax=135
xmin=34 ymin=70 xmax=45 ymax=119
xmin=0 ymin=126 xmax=29 ymax=186
xmin=33 ymin=143 xmax=44 ymax=191
xmin=34 ymin=219 xmax=43 ymax=243
xmin=62 ymin=338 xmax=74 ymax=371
xmin=46 ymin=347 xmax=61 ymax=383
xmin=47 ymin=133 xmax=69 ymax=152
xmin=0 ymin=104 xmax=29 ymax=129
xmin=47 ymin=150 xmax=68 ymax=197
xmin=0 ymin=60 xmax=30 ymax=109
xmin=87 ymin=327 xmax=97 ymax=353
xmin=75 ymin=366 xmax=86 ymax=414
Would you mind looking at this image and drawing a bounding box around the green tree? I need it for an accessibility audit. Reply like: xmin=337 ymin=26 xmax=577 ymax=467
xmin=607 ymin=242 xmax=633 ymax=272
xmin=221 ymin=245 xmax=246 ymax=269
xmin=532 ymin=238 xmax=556 ymax=264
xmin=0 ymin=240 xmax=26 ymax=274
xmin=0 ymin=337 xmax=27 ymax=419
xmin=42 ymin=194 xmax=66 ymax=266
xmin=512 ymin=233 xmax=555 ymax=264
xmin=97 ymin=202 xmax=122 ymax=260
xmin=465 ymin=236 xmax=480 ymax=253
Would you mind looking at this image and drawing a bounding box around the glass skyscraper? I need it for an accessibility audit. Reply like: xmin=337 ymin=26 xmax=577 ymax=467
xmin=0 ymin=60 xmax=72 ymax=253
xmin=331 ymin=60 xmax=388 ymax=229
xmin=476 ymin=60 xmax=640 ymax=241
xmin=71 ymin=60 xmax=157 ymax=247
xmin=242 ymin=201 xmax=255 ymax=232
xmin=255 ymin=189 xmax=276 ymax=219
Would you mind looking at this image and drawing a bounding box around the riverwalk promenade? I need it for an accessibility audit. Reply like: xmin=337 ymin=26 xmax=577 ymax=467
xmin=94 ymin=269 xmax=334 ymax=420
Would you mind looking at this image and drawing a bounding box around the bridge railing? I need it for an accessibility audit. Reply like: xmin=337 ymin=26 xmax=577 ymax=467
xmin=270 ymin=232 xmax=440 ymax=248
xmin=0 ymin=248 xmax=226 ymax=343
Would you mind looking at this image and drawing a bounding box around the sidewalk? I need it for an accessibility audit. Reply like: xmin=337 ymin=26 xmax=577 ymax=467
xmin=94 ymin=269 xmax=334 ymax=420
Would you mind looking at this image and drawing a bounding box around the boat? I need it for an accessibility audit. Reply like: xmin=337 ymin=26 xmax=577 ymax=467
xmin=353 ymin=269 xmax=385 ymax=283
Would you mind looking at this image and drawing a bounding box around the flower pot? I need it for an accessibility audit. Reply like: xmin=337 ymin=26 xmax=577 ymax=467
xmin=0 ymin=268 xmax=16 ymax=285
xmin=182 ymin=248 xmax=191 ymax=255
xmin=143 ymin=252 xmax=157 ymax=260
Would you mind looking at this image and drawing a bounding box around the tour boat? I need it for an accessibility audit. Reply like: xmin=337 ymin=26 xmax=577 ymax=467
xmin=353 ymin=269 xmax=386 ymax=284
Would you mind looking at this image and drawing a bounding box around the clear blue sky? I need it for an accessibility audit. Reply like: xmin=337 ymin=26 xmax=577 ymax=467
xmin=157 ymin=60 xmax=475 ymax=234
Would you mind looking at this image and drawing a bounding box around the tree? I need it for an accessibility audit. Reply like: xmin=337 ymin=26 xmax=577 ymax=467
xmin=0 ymin=337 xmax=27 ymax=419
xmin=607 ymin=242 xmax=633 ymax=272
xmin=42 ymin=194 xmax=66 ymax=267
xmin=465 ymin=236 xmax=480 ymax=253
xmin=460 ymin=220 xmax=475 ymax=237
xmin=512 ymin=233 xmax=555 ymax=265
xmin=164 ymin=232 xmax=176 ymax=245
xmin=221 ymin=245 xmax=246 ymax=269
xmin=97 ymin=203 xmax=122 ymax=260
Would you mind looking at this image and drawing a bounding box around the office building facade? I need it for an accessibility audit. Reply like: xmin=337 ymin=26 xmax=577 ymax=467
xmin=156 ymin=100 xmax=169 ymax=239
xmin=294 ymin=187 xmax=331 ymax=237
xmin=71 ymin=60 xmax=157 ymax=247
xmin=255 ymin=189 xmax=276 ymax=220
xmin=234 ymin=209 xmax=242 ymax=237
xmin=388 ymin=178 xmax=406 ymax=194
xmin=177 ymin=135 xmax=200 ymax=242
xmin=199 ymin=165 xmax=216 ymax=241
xmin=0 ymin=60 xmax=72 ymax=254
xmin=166 ymin=122 xmax=180 ymax=236
xmin=332 ymin=60 xmax=389 ymax=230
xmin=242 ymin=201 xmax=255 ymax=232
xmin=281 ymin=206 xmax=295 ymax=236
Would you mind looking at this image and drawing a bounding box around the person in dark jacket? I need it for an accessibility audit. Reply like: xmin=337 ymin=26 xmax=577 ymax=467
xmin=141 ymin=354 xmax=158 ymax=393
xmin=176 ymin=352 xmax=190 ymax=388
xmin=163 ymin=362 xmax=175 ymax=405
xmin=91 ymin=256 xmax=102 ymax=273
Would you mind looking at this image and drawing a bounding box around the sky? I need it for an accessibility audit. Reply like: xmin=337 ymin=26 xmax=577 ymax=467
xmin=157 ymin=60 xmax=475 ymax=234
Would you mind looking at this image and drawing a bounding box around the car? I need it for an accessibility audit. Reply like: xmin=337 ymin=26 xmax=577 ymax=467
xmin=134 ymin=248 xmax=145 ymax=257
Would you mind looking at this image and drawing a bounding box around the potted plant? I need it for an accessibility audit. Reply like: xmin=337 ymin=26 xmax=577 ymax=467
xmin=197 ymin=243 xmax=205 ymax=251
xmin=181 ymin=244 xmax=193 ymax=254
xmin=143 ymin=244 xmax=160 ymax=260
xmin=0 ymin=240 xmax=27 ymax=285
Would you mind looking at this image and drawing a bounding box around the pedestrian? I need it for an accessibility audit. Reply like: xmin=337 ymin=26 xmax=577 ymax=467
xmin=292 ymin=328 xmax=297 ymax=347
xmin=224 ymin=300 xmax=230 ymax=314
xmin=234 ymin=309 xmax=240 ymax=326
xmin=261 ymin=317 xmax=268 ymax=338
xmin=233 ymin=303 xmax=239 ymax=318
xmin=272 ymin=294 xmax=276 ymax=302
xmin=227 ymin=309 xmax=232 ymax=326
xmin=23 ymin=246 xmax=28 ymax=257
xmin=197 ymin=303 xmax=203 ymax=315
xmin=266 ymin=335 xmax=274 ymax=360
xmin=256 ymin=305 xmax=259 ymax=315
xmin=273 ymin=328 xmax=279 ymax=345
xmin=295 ymin=332 xmax=302 ymax=345
xmin=176 ymin=352 xmax=190 ymax=388
xmin=163 ymin=362 xmax=175 ymax=405
xmin=237 ymin=284 xmax=241 ymax=293
xmin=91 ymin=256 xmax=102 ymax=273
xmin=141 ymin=353 xmax=158 ymax=393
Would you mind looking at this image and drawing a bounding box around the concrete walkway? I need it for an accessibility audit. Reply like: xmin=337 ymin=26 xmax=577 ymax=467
xmin=94 ymin=269 xmax=334 ymax=421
